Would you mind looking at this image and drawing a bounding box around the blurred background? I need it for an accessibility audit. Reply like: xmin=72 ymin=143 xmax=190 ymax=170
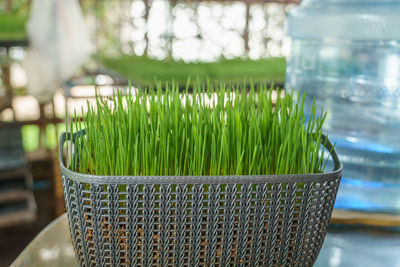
xmin=2 ymin=0 xmax=400 ymax=266
xmin=0 ymin=0 xmax=297 ymax=265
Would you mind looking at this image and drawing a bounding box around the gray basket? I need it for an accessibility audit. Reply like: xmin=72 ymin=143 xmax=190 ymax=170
xmin=59 ymin=131 xmax=342 ymax=267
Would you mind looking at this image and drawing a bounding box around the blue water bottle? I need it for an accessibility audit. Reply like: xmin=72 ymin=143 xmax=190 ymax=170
xmin=286 ymin=0 xmax=400 ymax=213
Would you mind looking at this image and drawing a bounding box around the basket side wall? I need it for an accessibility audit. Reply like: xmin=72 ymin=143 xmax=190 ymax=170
xmin=62 ymin=173 xmax=340 ymax=267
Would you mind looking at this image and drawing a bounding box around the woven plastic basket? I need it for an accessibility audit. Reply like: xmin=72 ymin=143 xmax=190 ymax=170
xmin=60 ymin=131 xmax=342 ymax=267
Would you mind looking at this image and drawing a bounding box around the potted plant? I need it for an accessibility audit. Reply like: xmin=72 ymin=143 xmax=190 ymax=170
xmin=60 ymin=82 xmax=342 ymax=266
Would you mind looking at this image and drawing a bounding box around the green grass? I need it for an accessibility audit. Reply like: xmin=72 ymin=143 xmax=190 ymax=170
xmin=0 ymin=13 xmax=27 ymax=41
xmin=100 ymin=54 xmax=286 ymax=88
xmin=67 ymin=82 xmax=329 ymax=176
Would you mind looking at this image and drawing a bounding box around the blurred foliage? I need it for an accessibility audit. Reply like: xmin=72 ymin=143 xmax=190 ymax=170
xmin=100 ymin=54 xmax=286 ymax=87
xmin=0 ymin=13 xmax=27 ymax=41
xmin=0 ymin=0 xmax=29 ymax=41
xmin=0 ymin=0 xmax=30 ymax=14
xmin=80 ymin=0 xmax=291 ymax=60
xmin=21 ymin=123 xmax=65 ymax=151
xmin=21 ymin=125 xmax=39 ymax=151
xmin=80 ymin=0 xmax=128 ymax=54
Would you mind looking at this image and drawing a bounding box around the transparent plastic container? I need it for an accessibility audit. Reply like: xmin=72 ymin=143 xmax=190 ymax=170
xmin=286 ymin=0 xmax=400 ymax=213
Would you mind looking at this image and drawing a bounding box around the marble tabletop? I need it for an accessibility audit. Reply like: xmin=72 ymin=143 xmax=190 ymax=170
xmin=11 ymin=213 xmax=400 ymax=267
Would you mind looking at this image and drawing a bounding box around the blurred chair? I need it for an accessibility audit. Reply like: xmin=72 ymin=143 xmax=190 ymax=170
xmin=0 ymin=122 xmax=36 ymax=228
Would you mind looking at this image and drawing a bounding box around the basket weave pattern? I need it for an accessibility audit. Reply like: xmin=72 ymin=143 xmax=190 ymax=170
xmin=60 ymin=133 xmax=342 ymax=267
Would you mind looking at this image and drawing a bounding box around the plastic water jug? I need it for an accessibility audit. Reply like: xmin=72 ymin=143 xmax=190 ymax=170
xmin=286 ymin=0 xmax=400 ymax=213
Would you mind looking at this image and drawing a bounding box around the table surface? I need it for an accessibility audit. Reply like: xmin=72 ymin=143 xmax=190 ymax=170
xmin=11 ymin=213 xmax=400 ymax=267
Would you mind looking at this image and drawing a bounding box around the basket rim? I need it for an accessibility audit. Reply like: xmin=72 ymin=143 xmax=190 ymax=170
xmin=59 ymin=131 xmax=342 ymax=185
